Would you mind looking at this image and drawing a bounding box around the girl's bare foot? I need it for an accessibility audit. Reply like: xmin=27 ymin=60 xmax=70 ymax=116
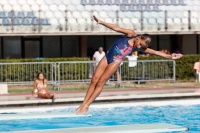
xmin=75 ymin=104 xmax=84 ymax=113
xmin=76 ymin=104 xmax=89 ymax=114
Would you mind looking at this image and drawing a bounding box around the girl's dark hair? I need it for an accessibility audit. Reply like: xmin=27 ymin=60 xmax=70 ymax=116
xmin=37 ymin=72 xmax=45 ymax=85
xmin=141 ymin=34 xmax=151 ymax=46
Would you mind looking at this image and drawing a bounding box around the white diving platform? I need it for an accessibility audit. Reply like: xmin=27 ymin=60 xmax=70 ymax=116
xmin=0 ymin=113 xmax=189 ymax=133
xmin=0 ymin=123 xmax=189 ymax=133
xmin=37 ymin=123 xmax=189 ymax=133
xmin=0 ymin=112 xmax=91 ymax=120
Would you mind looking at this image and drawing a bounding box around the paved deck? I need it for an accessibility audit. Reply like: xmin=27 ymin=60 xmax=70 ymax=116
xmin=0 ymin=87 xmax=200 ymax=106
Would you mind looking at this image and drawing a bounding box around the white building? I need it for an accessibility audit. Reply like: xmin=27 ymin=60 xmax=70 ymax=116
xmin=0 ymin=0 xmax=199 ymax=58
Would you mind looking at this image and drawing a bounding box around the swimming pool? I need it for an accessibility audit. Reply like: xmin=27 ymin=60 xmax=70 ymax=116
xmin=0 ymin=99 xmax=199 ymax=132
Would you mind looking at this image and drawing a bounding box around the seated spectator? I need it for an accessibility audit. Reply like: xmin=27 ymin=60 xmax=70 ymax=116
xmin=27 ymin=72 xmax=56 ymax=100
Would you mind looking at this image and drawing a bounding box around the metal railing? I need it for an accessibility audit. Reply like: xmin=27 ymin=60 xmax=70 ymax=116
xmin=0 ymin=60 xmax=176 ymax=89
xmin=57 ymin=60 xmax=176 ymax=87
xmin=0 ymin=62 xmax=55 ymax=85
xmin=57 ymin=61 xmax=97 ymax=84
xmin=119 ymin=60 xmax=176 ymax=84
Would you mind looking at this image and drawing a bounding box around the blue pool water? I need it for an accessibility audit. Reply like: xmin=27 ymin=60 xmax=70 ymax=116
xmin=0 ymin=103 xmax=199 ymax=132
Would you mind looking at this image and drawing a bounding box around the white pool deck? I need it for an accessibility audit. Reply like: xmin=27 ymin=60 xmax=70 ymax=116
xmin=0 ymin=87 xmax=200 ymax=106
xmin=0 ymin=123 xmax=188 ymax=133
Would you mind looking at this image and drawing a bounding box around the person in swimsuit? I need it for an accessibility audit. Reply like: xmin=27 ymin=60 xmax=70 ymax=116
xmin=27 ymin=73 xmax=56 ymax=100
xmin=75 ymin=15 xmax=183 ymax=114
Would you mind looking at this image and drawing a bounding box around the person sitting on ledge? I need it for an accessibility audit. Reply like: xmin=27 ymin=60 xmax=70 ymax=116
xmin=26 ymin=72 xmax=56 ymax=101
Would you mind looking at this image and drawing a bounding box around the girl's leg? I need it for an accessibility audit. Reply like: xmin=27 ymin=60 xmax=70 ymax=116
xmin=77 ymin=62 xmax=120 ymax=113
xmin=75 ymin=57 xmax=108 ymax=112
xmin=38 ymin=93 xmax=55 ymax=99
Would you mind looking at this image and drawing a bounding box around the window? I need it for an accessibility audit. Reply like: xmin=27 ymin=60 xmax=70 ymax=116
xmin=159 ymin=35 xmax=171 ymax=51
xmin=25 ymin=41 xmax=40 ymax=58
xmin=150 ymin=35 xmax=158 ymax=50
xmin=3 ymin=37 xmax=21 ymax=59
xmin=62 ymin=36 xmax=79 ymax=57
xmin=105 ymin=36 xmax=120 ymax=52
xmin=88 ymin=36 xmax=104 ymax=52
xmin=43 ymin=36 xmax=60 ymax=57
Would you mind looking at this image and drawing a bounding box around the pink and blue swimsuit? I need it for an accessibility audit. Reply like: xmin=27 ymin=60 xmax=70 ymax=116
xmin=105 ymin=36 xmax=137 ymax=64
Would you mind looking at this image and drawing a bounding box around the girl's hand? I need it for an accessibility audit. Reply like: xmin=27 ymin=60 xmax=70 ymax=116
xmin=171 ymin=53 xmax=183 ymax=59
xmin=93 ymin=15 xmax=102 ymax=24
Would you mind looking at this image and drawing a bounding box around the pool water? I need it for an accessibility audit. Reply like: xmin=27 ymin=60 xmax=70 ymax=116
xmin=0 ymin=102 xmax=199 ymax=132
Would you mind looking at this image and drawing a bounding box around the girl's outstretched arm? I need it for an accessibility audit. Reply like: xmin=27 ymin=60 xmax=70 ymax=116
xmin=93 ymin=15 xmax=136 ymax=37
xmin=144 ymin=48 xmax=183 ymax=59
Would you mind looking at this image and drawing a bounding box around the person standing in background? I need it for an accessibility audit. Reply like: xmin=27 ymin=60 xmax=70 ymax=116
xmin=92 ymin=47 xmax=105 ymax=68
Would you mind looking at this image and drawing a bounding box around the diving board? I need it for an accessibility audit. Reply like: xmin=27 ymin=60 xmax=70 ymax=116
xmin=44 ymin=123 xmax=189 ymax=133
xmin=2 ymin=123 xmax=189 ymax=133
xmin=0 ymin=112 xmax=91 ymax=121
